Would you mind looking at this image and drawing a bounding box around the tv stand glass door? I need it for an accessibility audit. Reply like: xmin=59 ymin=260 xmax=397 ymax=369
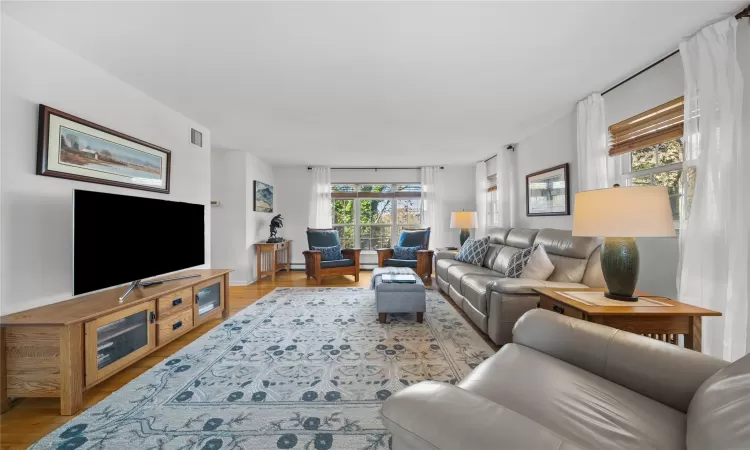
xmin=194 ymin=277 xmax=225 ymax=325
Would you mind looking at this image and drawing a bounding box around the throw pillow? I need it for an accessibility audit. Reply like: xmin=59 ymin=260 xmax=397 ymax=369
xmin=454 ymin=236 xmax=491 ymax=266
xmin=393 ymin=245 xmax=420 ymax=260
xmin=312 ymin=244 xmax=343 ymax=261
xmin=505 ymin=245 xmax=538 ymax=278
xmin=520 ymin=245 xmax=555 ymax=280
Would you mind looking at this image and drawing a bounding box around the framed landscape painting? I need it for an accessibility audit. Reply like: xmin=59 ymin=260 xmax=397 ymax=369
xmin=37 ymin=105 xmax=171 ymax=193
xmin=526 ymin=163 xmax=570 ymax=216
xmin=254 ymin=180 xmax=273 ymax=212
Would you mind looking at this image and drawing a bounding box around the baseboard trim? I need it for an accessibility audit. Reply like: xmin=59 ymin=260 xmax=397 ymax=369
xmin=229 ymin=280 xmax=250 ymax=286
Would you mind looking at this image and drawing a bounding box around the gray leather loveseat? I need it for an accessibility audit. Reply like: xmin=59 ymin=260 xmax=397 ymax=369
xmin=381 ymin=309 xmax=748 ymax=450
xmin=435 ymin=227 xmax=605 ymax=345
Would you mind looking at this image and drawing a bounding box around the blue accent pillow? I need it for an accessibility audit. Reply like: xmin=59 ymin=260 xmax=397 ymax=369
xmin=454 ymin=236 xmax=491 ymax=266
xmin=312 ymin=245 xmax=343 ymax=262
xmin=393 ymin=245 xmax=420 ymax=260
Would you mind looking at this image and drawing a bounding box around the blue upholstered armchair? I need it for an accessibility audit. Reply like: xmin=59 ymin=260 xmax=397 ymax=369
xmin=303 ymin=228 xmax=361 ymax=284
xmin=376 ymin=228 xmax=433 ymax=281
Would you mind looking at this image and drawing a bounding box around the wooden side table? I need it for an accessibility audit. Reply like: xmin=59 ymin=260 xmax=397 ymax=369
xmin=534 ymin=288 xmax=721 ymax=352
xmin=255 ymin=240 xmax=291 ymax=282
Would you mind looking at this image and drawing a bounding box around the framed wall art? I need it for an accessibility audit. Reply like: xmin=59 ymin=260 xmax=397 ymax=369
xmin=526 ymin=163 xmax=570 ymax=216
xmin=253 ymin=180 xmax=274 ymax=213
xmin=37 ymin=105 xmax=171 ymax=193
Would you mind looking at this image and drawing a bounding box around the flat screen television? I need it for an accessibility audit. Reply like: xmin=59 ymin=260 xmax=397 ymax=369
xmin=74 ymin=190 xmax=205 ymax=295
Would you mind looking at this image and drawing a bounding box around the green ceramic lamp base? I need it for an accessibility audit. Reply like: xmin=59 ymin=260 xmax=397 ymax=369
xmin=459 ymin=229 xmax=470 ymax=246
xmin=601 ymin=237 xmax=640 ymax=302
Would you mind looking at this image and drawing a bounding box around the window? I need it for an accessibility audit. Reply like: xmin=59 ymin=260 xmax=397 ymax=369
xmin=610 ymin=97 xmax=693 ymax=228
xmin=331 ymin=183 xmax=422 ymax=250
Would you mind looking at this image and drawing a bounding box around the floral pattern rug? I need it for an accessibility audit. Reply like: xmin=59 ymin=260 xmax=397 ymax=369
xmin=34 ymin=287 xmax=493 ymax=450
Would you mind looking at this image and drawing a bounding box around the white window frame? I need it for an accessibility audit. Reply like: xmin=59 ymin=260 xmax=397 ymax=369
xmin=331 ymin=184 xmax=422 ymax=251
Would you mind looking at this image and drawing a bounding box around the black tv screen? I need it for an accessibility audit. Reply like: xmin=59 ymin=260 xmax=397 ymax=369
xmin=74 ymin=190 xmax=205 ymax=295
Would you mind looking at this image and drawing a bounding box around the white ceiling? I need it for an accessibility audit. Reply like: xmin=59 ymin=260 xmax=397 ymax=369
xmin=3 ymin=1 xmax=744 ymax=166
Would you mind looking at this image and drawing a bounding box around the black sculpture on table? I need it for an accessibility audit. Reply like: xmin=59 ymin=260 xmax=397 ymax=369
xmin=267 ymin=214 xmax=284 ymax=243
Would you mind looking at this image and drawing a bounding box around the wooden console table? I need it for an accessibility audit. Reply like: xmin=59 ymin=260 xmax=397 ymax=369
xmin=0 ymin=269 xmax=231 ymax=415
xmin=255 ymin=240 xmax=291 ymax=282
xmin=534 ymin=288 xmax=721 ymax=352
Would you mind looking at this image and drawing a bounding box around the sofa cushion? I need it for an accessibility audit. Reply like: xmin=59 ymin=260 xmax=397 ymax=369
xmin=454 ymin=236 xmax=490 ymax=266
xmin=687 ymin=353 xmax=750 ymax=450
xmin=459 ymin=344 xmax=686 ymax=450
xmin=546 ymin=253 xmax=588 ymax=283
xmin=320 ymin=258 xmax=354 ymax=269
xmin=447 ymin=264 xmax=498 ymax=288
xmin=488 ymin=227 xmax=512 ymax=244
xmin=488 ymin=278 xmax=588 ymax=295
xmin=382 ymin=258 xmax=417 ymax=269
xmin=506 ymin=228 xmax=539 ymax=248
xmin=582 ymin=246 xmax=606 ymax=288
xmin=461 ymin=274 xmax=502 ymax=314
xmin=533 ymin=229 xmax=599 ymax=259
xmin=482 ymin=243 xmax=503 ymax=269
xmin=307 ymin=228 xmax=341 ymax=249
xmin=492 ymin=245 xmax=523 ymax=274
xmin=436 ymin=258 xmax=463 ymax=281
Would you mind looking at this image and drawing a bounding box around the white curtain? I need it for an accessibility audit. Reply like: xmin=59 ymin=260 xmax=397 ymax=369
xmin=495 ymin=148 xmax=516 ymax=227
xmin=576 ymin=93 xmax=610 ymax=191
xmin=678 ymin=17 xmax=748 ymax=361
xmin=308 ymin=167 xmax=332 ymax=228
xmin=421 ymin=167 xmax=446 ymax=249
xmin=475 ymin=162 xmax=487 ymax=237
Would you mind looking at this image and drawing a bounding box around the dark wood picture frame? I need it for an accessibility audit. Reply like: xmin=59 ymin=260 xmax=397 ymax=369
xmin=526 ymin=163 xmax=570 ymax=216
xmin=37 ymin=104 xmax=171 ymax=194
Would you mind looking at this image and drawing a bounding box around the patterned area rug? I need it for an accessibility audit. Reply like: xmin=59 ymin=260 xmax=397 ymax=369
xmin=34 ymin=287 xmax=493 ymax=450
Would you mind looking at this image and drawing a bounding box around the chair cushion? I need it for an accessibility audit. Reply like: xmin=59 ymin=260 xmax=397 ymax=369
xmin=454 ymin=236 xmax=490 ymax=266
xmin=320 ymin=259 xmax=354 ymax=269
xmin=312 ymin=244 xmax=343 ymax=261
xmin=460 ymin=274 xmax=503 ymax=314
xmin=307 ymin=228 xmax=341 ymax=249
xmin=397 ymin=228 xmax=430 ymax=249
xmin=447 ymin=264 xmax=498 ymax=288
xmin=460 ymin=344 xmax=686 ymax=450
xmin=687 ymin=353 xmax=750 ymax=450
xmin=383 ymin=258 xmax=417 ymax=268
xmin=393 ymin=245 xmax=419 ymax=260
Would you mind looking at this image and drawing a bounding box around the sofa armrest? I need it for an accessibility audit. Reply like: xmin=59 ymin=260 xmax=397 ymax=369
xmin=381 ymin=381 xmax=582 ymax=450
xmin=489 ymin=278 xmax=588 ymax=295
xmin=434 ymin=250 xmax=457 ymax=262
xmin=376 ymin=248 xmax=393 ymax=267
xmin=341 ymin=248 xmax=361 ymax=268
xmin=513 ymin=309 xmax=730 ymax=413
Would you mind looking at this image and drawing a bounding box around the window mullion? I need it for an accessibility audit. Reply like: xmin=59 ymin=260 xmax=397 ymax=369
xmin=354 ymin=200 xmax=361 ymax=249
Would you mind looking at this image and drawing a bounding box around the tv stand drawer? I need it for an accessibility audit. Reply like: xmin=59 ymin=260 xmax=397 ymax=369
xmin=157 ymin=309 xmax=193 ymax=345
xmin=157 ymin=288 xmax=193 ymax=318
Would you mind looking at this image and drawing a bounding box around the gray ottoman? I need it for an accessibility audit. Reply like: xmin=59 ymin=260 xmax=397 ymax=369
xmin=373 ymin=268 xmax=426 ymax=324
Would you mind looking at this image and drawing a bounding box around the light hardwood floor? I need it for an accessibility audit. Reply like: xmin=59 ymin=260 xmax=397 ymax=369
xmin=0 ymin=271 xmax=492 ymax=449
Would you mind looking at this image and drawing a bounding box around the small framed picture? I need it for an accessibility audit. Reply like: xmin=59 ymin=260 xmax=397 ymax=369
xmin=37 ymin=105 xmax=171 ymax=193
xmin=526 ymin=163 xmax=570 ymax=216
xmin=253 ymin=180 xmax=274 ymax=212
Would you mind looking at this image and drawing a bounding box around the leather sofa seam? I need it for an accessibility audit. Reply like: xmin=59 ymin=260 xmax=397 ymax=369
xmin=379 ymin=413 xmax=444 ymax=450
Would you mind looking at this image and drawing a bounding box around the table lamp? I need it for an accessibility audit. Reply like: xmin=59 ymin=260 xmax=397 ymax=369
xmin=573 ymin=186 xmax=676 ymax=301
xmin=450 ymin=211 xmax=477 ymax=246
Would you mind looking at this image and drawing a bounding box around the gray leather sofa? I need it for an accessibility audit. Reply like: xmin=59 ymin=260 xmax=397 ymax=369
xmin=435 ymin=227 xmax=605 ymax=345
xmin=381 ymin=309 xmax=748 ymax=450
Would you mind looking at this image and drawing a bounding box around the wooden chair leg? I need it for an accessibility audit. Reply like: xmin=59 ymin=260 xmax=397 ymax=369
xmin=379 ymin=313 xmax=387 ymax=324
xmin=417 ymin=312 xmax=424 ymax=323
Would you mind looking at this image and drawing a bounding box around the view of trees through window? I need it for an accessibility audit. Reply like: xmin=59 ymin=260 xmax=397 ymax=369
xmin=332 ymin=184 xmax=421 ymax=250
xmin=626 ymin=138 xmax=695 ymax=226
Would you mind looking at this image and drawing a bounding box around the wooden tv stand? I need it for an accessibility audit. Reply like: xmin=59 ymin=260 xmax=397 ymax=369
xmin=0 ymin=269 xmax=231 ymax=415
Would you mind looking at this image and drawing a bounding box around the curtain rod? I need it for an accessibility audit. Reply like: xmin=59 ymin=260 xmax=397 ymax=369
xmin=307 ymin=166 xmax=444 ymax=170
xmin=602 ymin=5 xmax=749 ymax=96
xmin=479 ymin=144 xmax=515 ymax=164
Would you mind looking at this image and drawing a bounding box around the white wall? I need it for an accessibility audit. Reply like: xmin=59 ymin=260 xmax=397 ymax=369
xmin=493 ymin=53 xmax=686 ymax=298
xmin=211 ymin=149 xmax=248 ymax=284
xmin=274 ymin=166 xmax=474 ymax=269
xmin=0 ymin=15 xmax=212 ymax=314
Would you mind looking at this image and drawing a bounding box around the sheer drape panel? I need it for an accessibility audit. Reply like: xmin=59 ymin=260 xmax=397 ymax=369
xmin=495 ymin=149 xmax=516 ymax=227
xmin=576 ymin=94 xmax=610 ymax=191
xmin=677 ymin=17 xmax=748 ymax=361
xmin=475 ymin=162 xmax=487 ymax=237
xmin=421 ymin=167 xmax=446 ymax=249
xmin=308 ymin=167 xmax=332 ymax=228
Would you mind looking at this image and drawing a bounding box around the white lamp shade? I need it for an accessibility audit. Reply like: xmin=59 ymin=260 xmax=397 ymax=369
xmin=573 ymin=186 xmax=676 ymax=237
xmin=450 ymin=211 xmax=478 ymax=229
